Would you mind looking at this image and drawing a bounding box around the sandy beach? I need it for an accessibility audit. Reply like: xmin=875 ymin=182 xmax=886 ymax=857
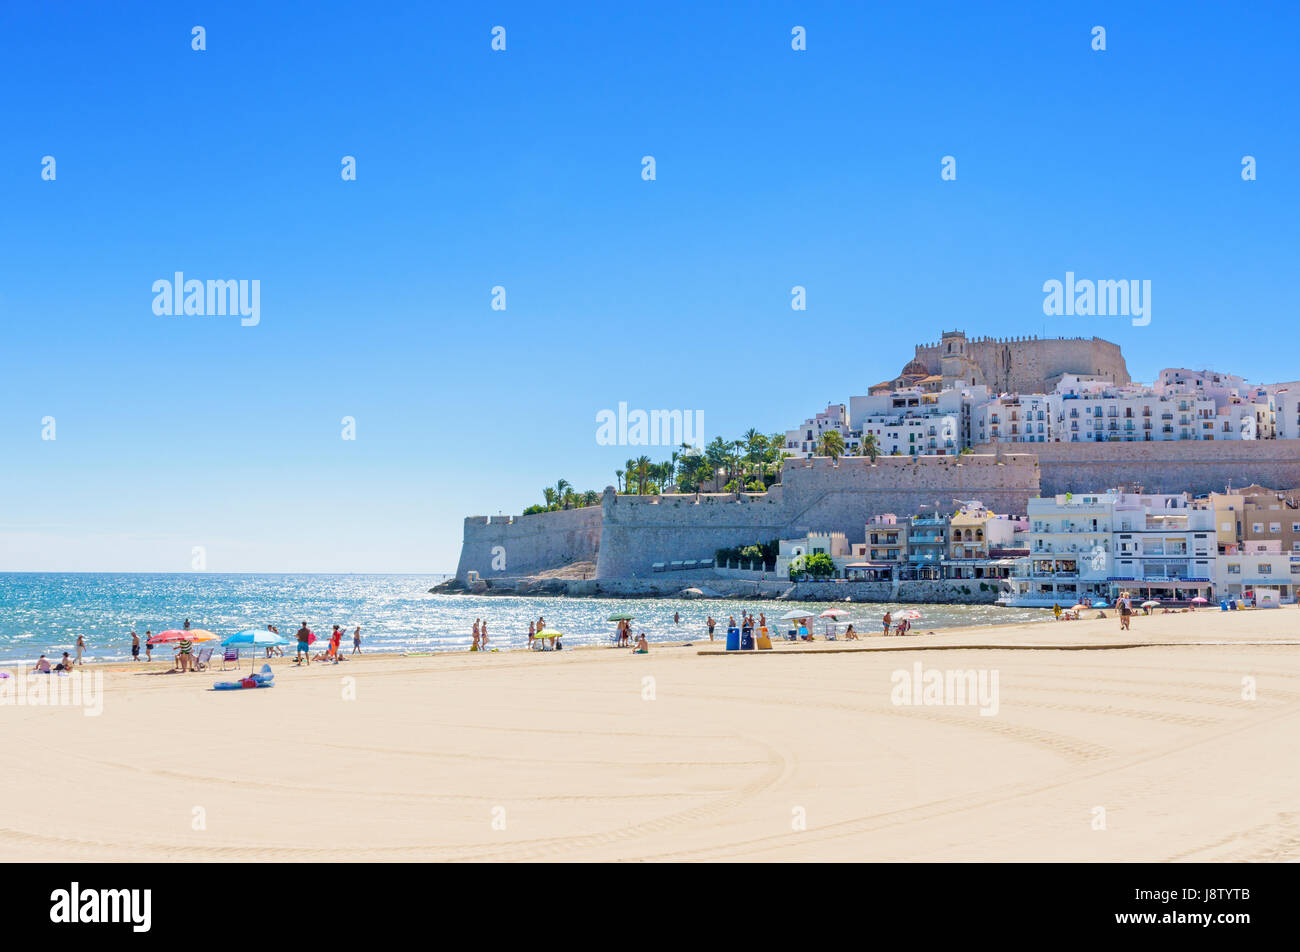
xmin=3 ymin=608 xmax=1299 ymax=862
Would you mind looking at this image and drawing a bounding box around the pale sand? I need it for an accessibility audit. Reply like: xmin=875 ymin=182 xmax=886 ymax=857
xmin=2 ymin=608 xmax=1299 ymax=862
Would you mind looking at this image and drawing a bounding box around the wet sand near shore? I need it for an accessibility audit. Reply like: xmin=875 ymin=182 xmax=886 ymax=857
xmin=2 ymin=608 xmax=1298 ymax=861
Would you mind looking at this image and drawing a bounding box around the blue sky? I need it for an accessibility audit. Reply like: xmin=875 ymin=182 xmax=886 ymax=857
xmin=2 ymin=1 xmax=1297 ymax=572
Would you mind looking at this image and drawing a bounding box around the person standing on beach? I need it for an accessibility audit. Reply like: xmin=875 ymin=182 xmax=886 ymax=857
xmin=144 ymin=631 xmax=153 ymax=662
xmin=759 ymin=612 xmax=766 ymax=631
xmin=882 ymin=611 xmax=892 ymax=636
xmin=353 ymin=626 xmax=362 ymax=654
xmin=75 ymin=633 xmax=85 ymax=665
xmin=481 ymin=621 xmax=489 ymax=650
xmin=1119 ymin=595 xmax=1132 ymax=631
xmin=130 ymin=631 xmax=140 ymax=662
xmin=295 ymin=622 xmax=311 ymax=665
xmin=706 ymin=615 xmax=715 ymax=641
xmin=471 ymin=620 xmax=480 ymax=651
xmin=527 ymin=621 xmax=535 ymax=650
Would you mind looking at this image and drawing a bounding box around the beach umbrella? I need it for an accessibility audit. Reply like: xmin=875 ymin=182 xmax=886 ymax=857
xmin=1094 ymin=600 xmax=1110 ymax=608
xmin=1141 ymin=600 xmax=1160 ymax=608
xmin=1070 ymin=604 xmax=1087 ymax=611
xmin=223 ymin=629 xmax=292 ymax=673
xmin=1190 ymin=596 xmax=1208 ymax=604
xmin=149 ymin=629 xmax=218 ymax=645
xmin=899 ymin=609 xmax=923 ymax=620
xmin=779 ymin=610 xmax=813 ymax=620
xmin=607 ymin=613 xmax=635 ymax=622
xmin=819 ymin=608 xmax=851 ymax=618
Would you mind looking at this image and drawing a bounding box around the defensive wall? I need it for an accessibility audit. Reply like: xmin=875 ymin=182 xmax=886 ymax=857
xmin=1009 ymin=439 xmax=1300 ymax=496
xmin=454 ymin=505 xmax=602 ymax=581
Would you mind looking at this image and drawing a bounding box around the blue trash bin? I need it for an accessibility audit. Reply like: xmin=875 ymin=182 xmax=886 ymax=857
xmin=741 ymin=628 xmax=754 ymax=651
xmin=1220 ymin=600 xmax=1229 ymax=611
xmin=725 ymin=627 xmax=740 ymax=651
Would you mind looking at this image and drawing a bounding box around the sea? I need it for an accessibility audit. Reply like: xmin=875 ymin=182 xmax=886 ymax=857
xmin=0 ymin=573 xmax=1049 ymax=664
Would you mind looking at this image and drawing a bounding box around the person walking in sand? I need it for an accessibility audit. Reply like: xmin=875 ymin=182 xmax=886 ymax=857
xmin=472 ymin=619 xmax=480 ymax=651
xmin=706 ymin=615 xmax=715 ymax=641
xmin=528 ymin=620 xmax=535 ymax=650
xmin=481 ymin=621 xmax=489 ymax=650
xmin=295 ymin=622 xmax=312 ymax=665
xmin=144 ymin=631 xmax=153 ymax=662
xmin=130 ymin=631 xmax=140 ymax=662
xmin=75 ymin=633 xmax=85 ymax=665
xmin=1119 ymin=594 xmax=1132 ymax=631
xmin=266 ymin=624 xmax=284 ymax=658
xmin=353 ymin=626 xmax=362 ymax=654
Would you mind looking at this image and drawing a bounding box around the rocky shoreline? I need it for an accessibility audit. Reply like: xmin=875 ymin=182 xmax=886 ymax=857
xmin=429 ymin=575 xmax=1005 ymax=605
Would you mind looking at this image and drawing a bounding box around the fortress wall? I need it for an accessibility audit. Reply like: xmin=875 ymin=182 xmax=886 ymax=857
xmin=778 ymin=454 xmax=1041 ymax=536
xmin=594 ymin=488 xmax=789 ymax=579
xmin=455 ymin=506 xmax=603 ymax=581
xmin=914 ymin=335 xmax=1129 ymax=392
xmin=1021 ymin=440 xmax=1300 ymax=496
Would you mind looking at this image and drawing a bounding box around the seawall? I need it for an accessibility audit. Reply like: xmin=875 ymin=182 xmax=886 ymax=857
xmin=455 ymin=506 xmax=602 ymax=581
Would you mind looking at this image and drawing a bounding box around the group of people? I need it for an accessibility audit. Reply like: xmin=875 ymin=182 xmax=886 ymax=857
xmin=612 ymin=618 xmax=648 ymax=653
xmin=294 ymin=623 xmax=361 ymax=665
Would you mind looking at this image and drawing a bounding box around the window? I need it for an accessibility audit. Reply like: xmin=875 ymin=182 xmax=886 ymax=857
xmin=1259 ymin=564 xmax=1273 ymax=575
xmin=1228 ymin=564 xmax=1241 ymax=574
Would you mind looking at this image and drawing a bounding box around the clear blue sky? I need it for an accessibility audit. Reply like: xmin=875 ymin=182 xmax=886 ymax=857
xmin=2 ymin=2 xmax=1296 ymax=572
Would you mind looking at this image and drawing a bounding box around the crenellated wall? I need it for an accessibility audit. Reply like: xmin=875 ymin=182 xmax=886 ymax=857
xmin=455 ymin=506 xmax=602 ymax=580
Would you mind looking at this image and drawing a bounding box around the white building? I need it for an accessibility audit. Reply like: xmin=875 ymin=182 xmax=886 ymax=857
xmin=851 ymin=386 xmax=991 ymax=455
xmin=1216 ymin=540 xmax=1295 ymax=603
xmin=1108 ymin=491 xmax=1216 ymax=601
xmin=784 ymin=404 xmax=855 ymax=458
xmin=973 ymin=393 xmax=1052 ymax=444
xmin=1003 ymin=490 xmax=1215 ymax=606
xmin=1002 ymin=492 xmax=1117 ymax=606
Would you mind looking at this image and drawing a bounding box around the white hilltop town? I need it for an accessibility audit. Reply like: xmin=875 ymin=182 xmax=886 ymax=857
xmin=452 ymin=330 xmax=1300 ymax=609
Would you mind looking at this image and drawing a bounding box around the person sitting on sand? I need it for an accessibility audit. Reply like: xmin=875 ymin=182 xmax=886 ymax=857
xmin=1096 ymin=611 xmax=1107 ymax=619
xmin=798 ymin=622 xmax=813 ymax=642
xmin=55 ymin=652 xmax=74 ymax=672
xmin=32 ymin=655 xmax=51 ymax=674
xmin=633 ymin=633 xmax=648 ymax=654
xmin=845 ymin=624 xmax=858 ymax=641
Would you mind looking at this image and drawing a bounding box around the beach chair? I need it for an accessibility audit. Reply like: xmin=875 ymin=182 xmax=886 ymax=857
xmin=220 ymin=646 xmax=240 ymax=670
xmin=192 ymin=646 xmax=215 ymax=671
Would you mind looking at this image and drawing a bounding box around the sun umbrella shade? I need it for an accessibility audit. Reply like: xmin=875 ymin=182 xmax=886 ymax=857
xmin=899 ymin=610 xmax=923 ymax=619
xmin=537 ymin=629 xmax=564 ymax=638
xmin=819 ymin=608 xmax=851 ymax=618
xmin=779 ymin=610 xmax=813 ymax=620
xmin=149 ymin=629 xmax=218 ymax=645
xmin=1190 ymin=597 xmax=1209 ymax=603
xmin=1141 ymin=601 xmax=1161 ymax=608
xmin=1070 ymin=604 xmax=1087 ymax=611
xmin=607 ymin=613 xmax=635 ymax=622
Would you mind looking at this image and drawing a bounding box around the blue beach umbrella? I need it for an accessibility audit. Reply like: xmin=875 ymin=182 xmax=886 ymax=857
xmin=223 ymin=630 xmax=291 ymax=672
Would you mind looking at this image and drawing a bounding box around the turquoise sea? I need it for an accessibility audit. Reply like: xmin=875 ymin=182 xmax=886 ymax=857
xmin=0 ymin=573 xmax=1048 ymax=663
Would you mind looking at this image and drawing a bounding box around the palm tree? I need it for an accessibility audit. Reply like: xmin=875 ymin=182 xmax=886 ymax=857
xmin=542 ymin=487 xmax=557 ymax=509
xmin=615 ymin=469 xmax=624 ymax=492
xmin=817 ymin=430 xmax=846 ymax=461
xmin=635 ymin=455 xmax=651 ymax=494
xmin=625 ymin=458 xmax=637 ymax=493
xmin=555 ymin=479 xmax=571 ymax=509
xmin=860 ymin=432 xmax=881 ymax=462
xmin=582 ymin=489 xmax=600 ymax=507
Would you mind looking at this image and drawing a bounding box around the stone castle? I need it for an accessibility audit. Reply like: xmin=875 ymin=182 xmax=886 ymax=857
xmin=878 ymin=330 xmax=1131 ymax=394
